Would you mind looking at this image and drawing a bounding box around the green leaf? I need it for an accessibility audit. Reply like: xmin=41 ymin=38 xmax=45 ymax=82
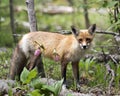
xmin=20 ymin=67 xmax=30 ymax=84
xmin=26 ymin=68 xmax=38 ymax=83
xmin=85 ymin=59 xmax=90 ymax=71
xmin=30 ymin=78 xmax=45 ymax=89
xmin=27 ymin=89 xmax=42 ymax=96
xmin=54 ymin=79 xmax=63 ymax=96
xmin=8 ymin=88 xmax=13 ymax=96
xmin=67 ymin=93 xmax=73 ymax=96
xmin=42 ymin=85 xmax=55 ymax=95
xmin=20 ymin=68 xmax=38 ymax=84
xmin=31 ymin=78 xmax=63 ymax=96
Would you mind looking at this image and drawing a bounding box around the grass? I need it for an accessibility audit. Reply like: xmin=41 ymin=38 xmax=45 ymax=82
xmin=43 ymin=58 xmax=61 ymax=79
xmin=0 ymin=48 xmax=13 ymax=79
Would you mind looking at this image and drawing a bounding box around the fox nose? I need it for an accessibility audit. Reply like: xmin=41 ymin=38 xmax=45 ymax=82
xmin=83 ymin=45 xmax=87 ymax=49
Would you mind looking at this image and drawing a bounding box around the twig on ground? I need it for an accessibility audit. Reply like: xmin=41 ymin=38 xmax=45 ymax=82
xmin=105 ymin=63 xmax=115 ymax=95
xmin=109 ymin=55 xmax=119 ymax=64
xmin=101 ymin=47 xmax=115 ymax=95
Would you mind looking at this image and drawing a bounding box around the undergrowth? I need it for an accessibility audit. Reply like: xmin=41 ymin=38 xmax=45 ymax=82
xmin=0 ymin=49 xmax=120 ymax=94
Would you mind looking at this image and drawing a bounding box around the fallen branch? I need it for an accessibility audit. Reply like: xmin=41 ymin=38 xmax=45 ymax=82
xmin=96 ymin=30 xmax=119 ymax=36
xmin=58 ymin=29 xmax=120 ymax=36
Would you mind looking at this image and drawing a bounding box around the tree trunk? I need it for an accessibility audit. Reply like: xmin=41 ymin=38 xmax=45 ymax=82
xmin=25 ymin=0 xmax=45 ymax=77
xmin=26 ymin=0 xmax=38 ymax=32
xmin=9 ymin=0 xmax=17 ymax=44
xmin=83 ymin=0 xmax=90 ymax=28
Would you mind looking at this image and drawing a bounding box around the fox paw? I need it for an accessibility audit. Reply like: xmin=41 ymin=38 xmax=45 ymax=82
xmin=63 ymin=84 xmax=67 ymax=89
xmin=76 ymin=84 xmax=81 ymax=91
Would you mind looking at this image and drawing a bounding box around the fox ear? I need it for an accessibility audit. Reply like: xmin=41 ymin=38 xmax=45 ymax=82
xmin=88 ymin=24 xmax=96 ymax=35
xmin=71 ymin=25 xmax=79 ymax=36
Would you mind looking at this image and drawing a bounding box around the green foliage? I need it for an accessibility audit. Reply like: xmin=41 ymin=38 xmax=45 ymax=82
xmin=79 ymin=59 xmax=105 ymax=86
xmin=29 ymin=75 xmax=63 ymax=96
xmin=98 ymin=0 xmax=120 ymax=32
xmin=79 ymin=58 xmax=120 ymax=92
xmin=53 ymin=79 xmax=64 ymax=96
xmin=98 ymin=0 xmax=118 ymax=8
xmin=20 ymin=67 xmax=38 ymax=84
xmin=27 ymin=89 xmax=42 ymax=96
xmin=20 ymin=67 xmax=63 ymax=96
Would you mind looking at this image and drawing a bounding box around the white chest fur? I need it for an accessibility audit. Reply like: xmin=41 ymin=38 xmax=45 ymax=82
xmin=68 ymin=40 xmax=89 ymax=62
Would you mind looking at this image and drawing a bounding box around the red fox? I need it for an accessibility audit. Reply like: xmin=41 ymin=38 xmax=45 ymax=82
xmin=10 ymin=24 xmax=96 ymax=88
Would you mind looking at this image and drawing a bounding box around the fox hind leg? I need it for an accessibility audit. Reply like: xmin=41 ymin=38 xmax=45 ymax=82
xmin=36 ymin=56 xmax=45 ymax=77
xmin=26 ymin=50 xmax=45 ymax=77
xmin=27 ymin=54 xmax=38 ymax=70
xmin=9 ymin=45 xmax=27 ymax=80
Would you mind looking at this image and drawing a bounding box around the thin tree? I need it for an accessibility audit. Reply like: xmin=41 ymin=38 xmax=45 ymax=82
xmin=26 ymin=0 xmax=38 ymax=32
xmin=25 ymin=0 xmax=45 ymax=77
xmin=9 ymin=0 xmax=17 ymax=44
xmin=83 ymin=0 xmax=90 ymax=28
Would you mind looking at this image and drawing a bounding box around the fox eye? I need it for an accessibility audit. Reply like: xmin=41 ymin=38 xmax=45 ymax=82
xmin=86 ymin=38 xmax=91 ymax=42
xmin=78 ymin=39 xmax=83 ymax=42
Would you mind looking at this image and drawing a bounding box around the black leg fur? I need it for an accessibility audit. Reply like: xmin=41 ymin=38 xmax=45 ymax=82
xmin=36 ymin=56 xmax=45 ymax=77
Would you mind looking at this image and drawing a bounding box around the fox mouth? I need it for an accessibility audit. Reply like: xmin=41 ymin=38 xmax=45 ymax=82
xmin=82 ymin=46 xmax=87 ymax=49
xmin=80 ymin=46 xmax=88 ymax=50
xmin=80 ymin=44 xmax=88 ymax=49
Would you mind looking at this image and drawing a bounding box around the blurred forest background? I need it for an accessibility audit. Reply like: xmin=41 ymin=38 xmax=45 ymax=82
xmin=1 ymin=0 xmax=114 ymax=47
xmin=0 ymin=0 xmax=120 ymax=95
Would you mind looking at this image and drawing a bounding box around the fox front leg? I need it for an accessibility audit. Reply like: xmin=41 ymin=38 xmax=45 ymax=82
xmin=61 ymin=60 xmax=68 ymax=87
xmin=71 ymin=61 xmax=80 ymax=90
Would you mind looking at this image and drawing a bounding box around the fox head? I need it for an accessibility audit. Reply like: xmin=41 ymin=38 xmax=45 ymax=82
xmin=71 ymin=24 xmax=96 ymax=49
